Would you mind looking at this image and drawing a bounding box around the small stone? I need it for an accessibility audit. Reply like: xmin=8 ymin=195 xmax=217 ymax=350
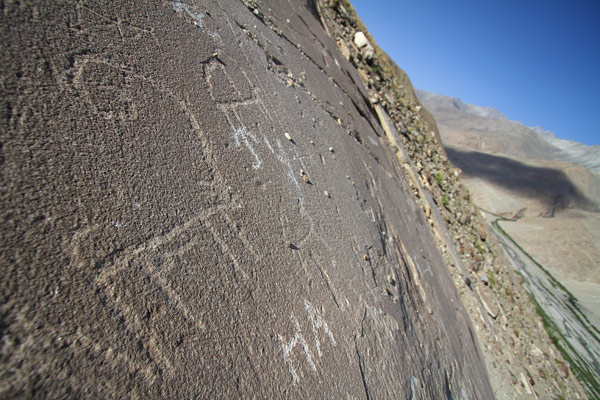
xmin=362 ymin=254 xmax=369 ymax=261
xmin=530 ymin=345 xmax=543 ymax=359
xmin=353 ymin=31 xmax=369 ymax=49
xmin=337 ymin=39 xmax=351 ymax=60
xmin=323 ymin=191 xmax=330 ymax=198
xmin=302 ymin=175 xmax=310 ymax=183
xmin=478 ymin=228 xmax=487 ymax=241
xmin=557 ymin=361 xmax=569 ymax=378
xmin=481 ymin=273 xmax=489 ymax=286
xmin=526 ymin=371 xmax=535 ymax=386
xmin=329 ymin=147 xmax=334 ymax=153
xmin=284 ymin=132 xmax=292 ymax=141
xmin=477 ymin=286 xmax=499 ymax=319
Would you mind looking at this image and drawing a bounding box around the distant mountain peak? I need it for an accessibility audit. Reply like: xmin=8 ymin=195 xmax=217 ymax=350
xmin=416 ymin=89 xmax=507 ymax=121
xmin=417 ymin=89 xmax=600 ymax=172
xmin=530 ymin=126 xmax=600 ymax=171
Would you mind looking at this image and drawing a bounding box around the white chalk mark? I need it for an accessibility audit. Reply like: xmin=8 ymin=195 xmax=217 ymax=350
xmin=363 ymin=160 xmax=377 ymax=189
xmin=171 ymin=0 xmax=204 ymax=29
xmin=420 ymin=262 xmax=433 ymax=277
xmin=413 ymin=253 xmax=433 ymax=277
xmin=262 ymin=134 xmax=275 ymax=153
xmin=304 ymin=299 xmax=336 ymax=357
xmin=276 ymin=139 xmax=302 ymax=198
xmin=276 ymin=314 xmax=316 ymax=384
xmin=276 ymin=300 xmax=337 ymax=384
xmin=207 ymin=31 xmax=222 ymax=42
xmin=409 ymin=376 xmax=417 ymax=400
xmin=232 ymin=127 xmax=261 ymax=169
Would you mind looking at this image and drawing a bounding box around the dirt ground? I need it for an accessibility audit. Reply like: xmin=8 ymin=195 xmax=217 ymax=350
xmin=501 ymin=209 xmax=600 ymax=327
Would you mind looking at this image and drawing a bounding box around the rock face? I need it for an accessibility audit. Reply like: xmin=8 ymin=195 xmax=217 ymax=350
xmin=315 ymin=3 xmax=589 ymax=398
xmin=0 ymin=0 xmax=493 ymax=398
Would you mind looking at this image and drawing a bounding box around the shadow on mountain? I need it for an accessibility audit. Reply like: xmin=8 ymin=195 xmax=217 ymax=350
xmin=445 ymin=147 xmax=599 ymax=215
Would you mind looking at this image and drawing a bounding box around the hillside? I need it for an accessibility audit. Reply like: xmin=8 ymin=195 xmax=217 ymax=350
xmin=418 ymin=87 xmax=600 ymax=396
xmin=417 ymin=89 xmax=600 ymax=172
xmin=0 ymin=0 xmax=589 ymax=399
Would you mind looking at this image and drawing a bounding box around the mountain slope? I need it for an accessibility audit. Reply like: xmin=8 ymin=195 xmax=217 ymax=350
xmin=417 ymin=89 xmax=600 ymax=217
xmin=417 ymin=89 xmax=600 ymax=171
xmin=418 ymin=88 xmax=600 ymax=396
xmin=532 ymin=126 xmax=600 ymax=171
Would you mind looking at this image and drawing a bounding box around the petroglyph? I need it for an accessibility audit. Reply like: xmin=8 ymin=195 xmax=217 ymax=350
xmin=409 ymin=376 xmax=418 ymax=400
xmin=263 ymin=134 xmax=275 ymax=153
xmin=64 ymin=198 xmax=254 ymax=377
xmin=304 ymin=299 xmax=337 ymax=357
xmin=276 ymin=300 xmax=336 ymax=383
xmin=202 ymin=54 xmax=305 ymax=194
xmin=276 ymin=314 xmax=316 ymax=384
xmin=416 ymin=260 xmax=433 ymax=277
xmin=171 ymin=0 xmax=204 ymax=29
xmin=232 ymin=126 xmax=262 ymax=169
xmin=276 ymin=138 xmax=302 ymax=199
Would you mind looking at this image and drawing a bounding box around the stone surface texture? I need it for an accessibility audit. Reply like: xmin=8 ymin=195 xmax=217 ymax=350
xmin=0 ymin=0 xmax=494 ymax=398
xmin=319 ymin=1 xmax=590 ymax=399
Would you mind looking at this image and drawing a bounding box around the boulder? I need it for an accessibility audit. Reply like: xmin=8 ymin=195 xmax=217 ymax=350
xmin=353 ymin=31 xmax=370 ymax=48
xmin=477 ymin=287 xmax=500 ymax=319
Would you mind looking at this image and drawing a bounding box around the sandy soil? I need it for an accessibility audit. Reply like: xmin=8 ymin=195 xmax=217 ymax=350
xmin=500 ymin=209 xmax=600 ymax=328
xmin=493 ymin=220 xmax=600 ymax=396
xmin=563 ymin=280 xmax=600 ymax=329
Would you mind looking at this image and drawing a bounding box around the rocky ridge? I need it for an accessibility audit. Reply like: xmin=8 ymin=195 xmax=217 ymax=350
xmin=531 ymin=126 xmax=600 ymax=172
xmin=416 ymin=90 xmax=508 ymax=121
xmin=417 ymin=89 xmax=600 ymax=172
xmin=319 ymin=0 xmax=588 ymax=398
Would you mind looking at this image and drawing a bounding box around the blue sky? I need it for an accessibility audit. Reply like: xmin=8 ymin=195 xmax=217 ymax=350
xmin=349 ymin=0 xmax=600 ymax=146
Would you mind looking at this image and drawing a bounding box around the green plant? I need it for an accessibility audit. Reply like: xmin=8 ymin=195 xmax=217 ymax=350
xmin=435 ymin=171 xmax=443 ymax=186
xmin=529 ymin=294 xmax=600 ymax=398
xmin=442 ymin=195 xmax=449 ymax=207
xmin=475 ymin=241 xmax=484 ymax=254
xmin=488 ymin=270 xmax=496 ymax=288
